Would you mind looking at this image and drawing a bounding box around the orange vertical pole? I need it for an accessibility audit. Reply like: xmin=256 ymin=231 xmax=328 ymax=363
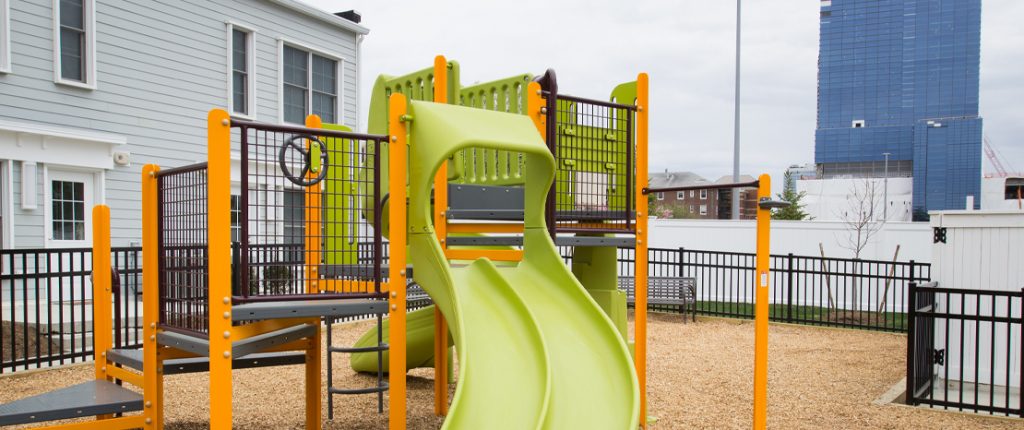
xmin=92 ymin=205 xmax=112 ymax=383
xmin=432 ymin=55 xmax=450 ymax=416
xmin=634 ymin=72 xmax=649 ymax=429
xmin=305 ymin=115 xmax=324 ymax=294
xmin=388 ymin=93 xmax=409 ymax=430
xmin=304 ymin=115 xmax=324 ymax=430
xmin=527 ymin=81 xmax=545 ymax=133
xmin=752 ymin=174 xmax=771 ymax=430
xmin=207 ymin=109 xmax=233 ymax=430
xmin=141 ymin=164 xmax=163 ymax=430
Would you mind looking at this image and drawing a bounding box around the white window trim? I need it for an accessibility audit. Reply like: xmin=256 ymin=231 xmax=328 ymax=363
xmin=676 ymin=191 xmax=684 ymax=200
xmin=699 ymin=205 xmax=708 ymax=216
xmin=1 ymin=0 xmax=11 ymax=73
xmin=277 ymin=37 xmax=345 ymax=125
xmin=43 ymin=165 xmax=103 ymax=248
xmin=226 ymin=21 xmax=257 ymax=119
xmin=656 ymin=192 xmax=664 ymax=201
xmin=700 ymin=189 xmax=708 ymax=200
xmin=1 ymin=160 xmax=12 ymax=248
xmin=51 ymin=0 xmax=97 ymax=89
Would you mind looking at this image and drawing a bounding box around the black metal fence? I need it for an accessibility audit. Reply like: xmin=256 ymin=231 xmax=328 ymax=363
xmin=1 ymin=246 xmax=142 ymax=374
xmin=906 ymin=282 xmax=1023 ymax=417
xmin=615 ymin=247 xmax=930 ymax=332
xmin=1 ymin=245 xmax=424 ymax=375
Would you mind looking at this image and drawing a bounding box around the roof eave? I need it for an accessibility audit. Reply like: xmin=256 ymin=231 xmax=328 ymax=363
xmin=266 ymin=0 xmax=371 ymax=35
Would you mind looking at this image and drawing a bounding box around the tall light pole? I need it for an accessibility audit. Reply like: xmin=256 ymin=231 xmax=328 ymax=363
xmin=882 ymin=152 xmax=890 ymax=221
xmin=731 ymin=0 xmax=742 ymax=220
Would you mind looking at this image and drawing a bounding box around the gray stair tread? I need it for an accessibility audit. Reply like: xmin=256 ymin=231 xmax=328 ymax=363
xmin=0 ymin=380 xmax=142 ymax=426
xmin=107 ymin=349 xmax=306 ymax=374
xmin=232 ymin=298 xmax=386 ymax=321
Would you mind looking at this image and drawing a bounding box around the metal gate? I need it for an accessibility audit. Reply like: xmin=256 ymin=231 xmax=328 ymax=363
xmin=906 ymin=281 xmax=937 ymax=402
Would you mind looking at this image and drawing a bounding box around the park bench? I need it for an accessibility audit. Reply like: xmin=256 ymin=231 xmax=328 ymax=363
xmin=618 ymin=276 xmax=697 ymax=323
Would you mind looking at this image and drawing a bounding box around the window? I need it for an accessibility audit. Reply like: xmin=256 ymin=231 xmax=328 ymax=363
xmin=676 ymin=191 xmax=684 ymax=200
xmin=228 ymin=25 xmax=255 ymax=116
xmin=1 ymin=0 xmax=10 ymax=73
xmin=46 ymin=169 xmax=95 ymax=246
xmin=700 ymin=189 xmax=708 ymax=200
xmin=51 ymin=180 xmax=85 ymax=240
xmin=689 ymin=190 xmax=695 ymax=198
xmin=852 ymin=119 xmax=865 ymax=128
xmin=53 ymin=0 xmax=95 ymax=87
xmin=281 ymin=42 xmax=339 ymax=124
xmin=230 ymin=195 xmax=241 ymax=242
xmin=656 ymin=192 xmax=664 ymax=201
xmin=283 ymin=190 xmax=304 ymax=244
xmin=689 ymin=205 xmax=694 ymax=213
xmin=699 ymin=205 xmax=708 ymax=216
xmin=1005 ymin=178 xmax=1024 ymax=200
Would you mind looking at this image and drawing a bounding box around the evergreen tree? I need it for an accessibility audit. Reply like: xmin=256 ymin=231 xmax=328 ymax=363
xmin=771 ymin=172 xmax=812 ymax=220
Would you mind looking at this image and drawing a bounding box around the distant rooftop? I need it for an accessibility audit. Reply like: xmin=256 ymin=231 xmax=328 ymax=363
xmin=649 ymin=171 xmax=709 ymax=189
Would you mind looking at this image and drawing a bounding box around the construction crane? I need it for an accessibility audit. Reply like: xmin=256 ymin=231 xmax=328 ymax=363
xmin=983 ymin=135 xmax=1018 ymax=178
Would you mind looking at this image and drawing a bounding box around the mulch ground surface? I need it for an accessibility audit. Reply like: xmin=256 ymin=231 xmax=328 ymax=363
xmin=1 ymin=313 xmax=1020 ymax=429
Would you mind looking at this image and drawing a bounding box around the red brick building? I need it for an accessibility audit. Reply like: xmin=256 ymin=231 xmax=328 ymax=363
xmin=648 ymin=171 xmax=757 ymax=220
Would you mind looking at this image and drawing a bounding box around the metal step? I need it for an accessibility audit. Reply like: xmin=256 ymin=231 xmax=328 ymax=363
xmin=106 ymin=348 xmax=306 ymax=375
xmin=0 ymin=380 xmax=143 ymax=426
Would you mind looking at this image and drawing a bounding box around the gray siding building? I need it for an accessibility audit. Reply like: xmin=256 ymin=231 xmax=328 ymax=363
xmin=0 ymin=0 xmax=368 ymax=249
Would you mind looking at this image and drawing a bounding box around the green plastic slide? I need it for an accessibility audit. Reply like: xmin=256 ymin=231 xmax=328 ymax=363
xmin=349 ymin=305 xmax=453 ymax=372
xmin=355 ymin=101 xmax=639 ymax=429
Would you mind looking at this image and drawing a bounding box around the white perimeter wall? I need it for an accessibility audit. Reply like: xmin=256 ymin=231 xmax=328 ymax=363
xmin=798 ymin=177 xmax=915 ymax=222
xmin=648 ymin=218 xmax=932 ymax=263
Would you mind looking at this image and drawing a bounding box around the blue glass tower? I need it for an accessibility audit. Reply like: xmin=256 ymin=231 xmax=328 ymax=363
xmin=815 ymin=0 xmax=982 ymax=219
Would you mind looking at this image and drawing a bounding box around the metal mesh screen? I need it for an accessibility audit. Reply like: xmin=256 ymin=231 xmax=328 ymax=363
xmin=157 ymin=163 xmax=210 ymax=335
xmin=548 ymin=93 xmax=636 ymax=233
xmin=234 ymin=120 xmax=385 ymax=302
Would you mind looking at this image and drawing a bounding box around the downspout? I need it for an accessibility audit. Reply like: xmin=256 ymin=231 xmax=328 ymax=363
xmin=355 ymin=34 xmax=364 ymax=131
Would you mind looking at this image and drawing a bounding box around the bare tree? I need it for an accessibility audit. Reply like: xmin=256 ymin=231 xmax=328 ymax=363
xmin=836 ymin=179 xmax=887 ymax=259
xmin=834 ymin=179 xmax=887 ymax=315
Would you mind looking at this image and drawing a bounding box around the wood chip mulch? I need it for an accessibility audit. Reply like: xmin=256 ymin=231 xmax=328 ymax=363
xmin=1 ymin=313 xmax=1020 ymax=429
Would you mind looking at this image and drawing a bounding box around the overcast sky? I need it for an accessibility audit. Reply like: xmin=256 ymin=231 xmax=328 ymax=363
xmin=308 ymin=0 xmax=1024 ymax=190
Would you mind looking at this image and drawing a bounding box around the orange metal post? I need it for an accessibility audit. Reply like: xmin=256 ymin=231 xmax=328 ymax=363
xmin=432 ymin=55 xmax=450 ymax=416
xmin=526 ymin=81 xmax=545 ymax=134
xmin=207 ymin=109 xmax=233 ymax=430
xmin=141 ymin=164 xmax=163 ymax=430
xmin=752 ymin=174 xmax=772 ymax=430
xmin=304 ymin=114 xmax=324 ymax=430
xmin=388 ymin=93 xmax=409 ymax=430
xmin=634 ymin=73 xmax=650 ymax=429
xmin=305 ymin=115 xmax=324 ymax=294
xmin=92 ymin=205 xmax=112 ymax=383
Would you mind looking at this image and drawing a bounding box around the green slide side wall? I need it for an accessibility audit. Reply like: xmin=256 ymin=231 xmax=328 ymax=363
xmin=322 ymin=123 xmax=359 ymax=265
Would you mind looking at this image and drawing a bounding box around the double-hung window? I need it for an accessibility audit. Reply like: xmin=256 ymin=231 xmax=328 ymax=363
xmin=228 ymin=25 xmax=255 ymax=116
xmin=54 ymin=0 xmax=95 ymax=87
xmin=281 ymin=43 xmax=339 ymax=124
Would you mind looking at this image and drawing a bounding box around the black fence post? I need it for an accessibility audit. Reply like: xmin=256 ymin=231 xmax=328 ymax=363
xmin=677 ymin=247 xmax=684 ymax=278
xmin=786 ymin=253 xmax=794 ymax=323
xmin=906 ymin=281 xmax=917 ymax=406
xmin=1019 ymin=287 xmax=1024 ymax=417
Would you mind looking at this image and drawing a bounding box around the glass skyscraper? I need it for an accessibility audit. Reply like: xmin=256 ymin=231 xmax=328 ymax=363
xmin=815 ymin=0 xmax=982 ymax=219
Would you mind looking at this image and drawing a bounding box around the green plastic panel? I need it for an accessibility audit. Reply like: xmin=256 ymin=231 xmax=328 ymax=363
xmin=322 ymin=123 xmax=359 ymax=266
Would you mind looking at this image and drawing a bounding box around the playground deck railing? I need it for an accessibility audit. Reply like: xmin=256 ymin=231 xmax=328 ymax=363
xmin=544 ymin=90 xmax=637 ymax=235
